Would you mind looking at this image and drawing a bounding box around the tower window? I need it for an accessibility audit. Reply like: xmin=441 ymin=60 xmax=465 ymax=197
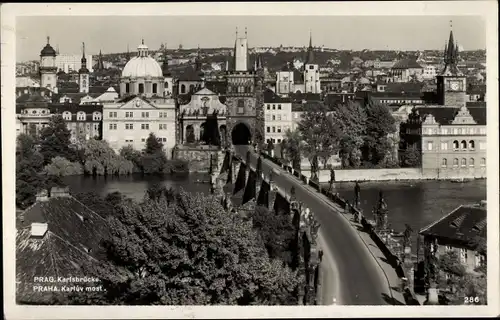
xmin=125 ymin=83 xmax=130 ymax=93
xmin=181 ymin=84 xmax=186 ymax=94
xmin=164 ymin=82 xmax=169 ymax=88
xmin=153 ymin=83 xmax=158 ymax=94
xmin=139 ymin=83 xmax=144 ymax=94
xmin=237 ymin=99 xmax=245 ymax=114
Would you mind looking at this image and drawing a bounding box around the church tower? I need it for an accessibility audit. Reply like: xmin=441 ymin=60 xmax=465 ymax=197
xmin=303 ymin=31 xmax=320 ymax=94
xmin=225 ymin=28 xmax=265 ymax=147
xmin=78 ymin=42 xmax=90 ymax=93
xmin=436 ymin=22 xmax=466 ymax=107
xmin=162 ymin=43 xmax=173 ymax=97
xmin=39 ymin=36 xmax=58 ymax=91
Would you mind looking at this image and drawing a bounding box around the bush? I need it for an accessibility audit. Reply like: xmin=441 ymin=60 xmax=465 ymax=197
xmin=166 ymin=159 xmax=190 ymax=173
xmin=44 ymin=156 xmax=84 ymax=177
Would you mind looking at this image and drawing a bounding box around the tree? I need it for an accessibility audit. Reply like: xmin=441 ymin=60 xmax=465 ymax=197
xmin=437 ymin=250 xmax=487 ymax=305
xmin=282 ymin=129 xmax=303 ymax=171
xmin=72 ymin=191 xmax=126 ymax=218
xmin=201 ymin=113 xmax=221 ymax=146
xmin=279 ymin=139 xmax=286 ymax=159
xmin=143 ymin=132 xmax=164 ymax=155
xmin=120 ymin=145 xmax=143 ymax=172
xmin=331 ymin=101 xmax=367 ymax=168
xmin=250 ymin=206 xmax=296 ymax=266
xmin=266 ymin=140 xmax=275 ymax=156
xmin=80 ymin=139 xmax=133 ymax=176
xmin=39 ymin=114 xmax=75 ymax=165
xmin=16 ymin=134 xmax=47 ymax=208
xmin=402 ymin=145 xmax=421 ymax=167
xmin=44 ymin=156 xmax=84 ymax=177
xmin=362 ymin=98 xmax=397 ymax=165
xmin=297 ymin=103 xmax=340 ymax=174
xmin=73 ymin=190 xmax=299 ymax=305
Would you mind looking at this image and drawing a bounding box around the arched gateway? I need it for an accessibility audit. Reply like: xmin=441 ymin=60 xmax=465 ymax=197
xmin=231 ymin=122 xmax=252 ymax=145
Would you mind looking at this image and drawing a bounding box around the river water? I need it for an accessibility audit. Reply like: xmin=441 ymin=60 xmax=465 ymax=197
xmin=63 ymin=174 xmax=486 ymax=250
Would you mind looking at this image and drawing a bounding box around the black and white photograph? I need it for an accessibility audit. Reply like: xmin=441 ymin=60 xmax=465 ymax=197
xmin=2 ymin=2 xmax=498 ymax=319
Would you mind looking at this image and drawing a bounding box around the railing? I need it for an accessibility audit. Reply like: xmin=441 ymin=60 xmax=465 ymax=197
xmin=260 ymin=149 xmax=420 ymax=305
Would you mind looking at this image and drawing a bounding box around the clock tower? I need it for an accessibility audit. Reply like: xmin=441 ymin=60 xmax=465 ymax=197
xmin=79 ymin=42 xmax=90 ymax=94
xmin=436 ymin=24 xmax=466 ymax=107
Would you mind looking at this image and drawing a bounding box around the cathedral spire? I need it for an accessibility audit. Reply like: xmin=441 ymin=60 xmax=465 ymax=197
xmin=306 ymin=31 xmax=314 ymax=65
xmin=79 ymin=42 xmax=89 ymax=74
xmin=441 ymin=20 xmax=462 ymax=76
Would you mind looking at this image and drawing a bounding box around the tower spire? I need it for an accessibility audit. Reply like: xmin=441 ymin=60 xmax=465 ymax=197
xmin=306 ymin=31 xmax=314 ymax=64
xmin=47 ymin=36 xmax=50 ymax=44
xmin=309 ymin=30 xmax=312 ymax=48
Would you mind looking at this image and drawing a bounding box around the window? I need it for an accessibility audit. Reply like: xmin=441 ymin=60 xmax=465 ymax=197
xmin=267 ymin=105 xmax=270 ymax=110
xmin=461 ymin=140 xmax=467 ymax=149
xmin=109 ymin=123 xmax=117 ymax=130
xmin=469 ymin=158 xmax=475 ymax=167
xmin=480 ymin=158 xmax=486 ymax=166
xmin=126 ymin=112 xmax=134 ymax=118
xmin=453 ymin=140 xmax=459 ymax=149
xmin=237 ymin=99 xmax=245 ymax=114
xmin=93 ymin=112 xmax=101 ymax=121
xmin=181 ymin=84 xmax=186 ymax=94
xmin=62 ymin=111 xmax=72 ymax=121
xmin=164 ymin=82 xmax=169 ymax=88
xmin=153 ymin=83 xmax=158 ymax=94
xmin=139 ymin=83 xmax=144 ymax=94
xmin=77 ymin=112 xmax=86 ymax=121
xmin=475 ymin=253 xmax=485 ymax=268
xmin=446 ymin=245 xmax=453 ymax=252
xmin=272 ymin=105 xmax=276 ymax=110
xmin=277 ymin=126 xmax=282 ymax=133
xmin=461 ymin=158 xmax=466 ymax=167
xmin=125 ymin=124 xmax=134 ymax=130
xmin=453 ymin=158 xmax=459 ymax=167
xmin=453 ymin=128 xmax=458 ymax=135
xmin=469 ymin=140 xmax=475 ymax=149
xmin=427 ymin=141 xmax=433 ymax=151
xmin=277 ymin=114 xmax=282 ymax=121
xmin=272 ymin=126 xmax=276 ymax=133
xmin=159 ymin=124 xmax=167 ymax=130
xmin=441 ymin=142 xmax=448 ymax=150
xmin=441 ymin=158 xmax=447 ymax=167
xmin=459 ymin=248 xmax=467 ymax=264
xmin=277 ymin=139 xmax=281 ymax=143
xmin=278 ymin=104 xmax=282 ymax=110
xmin=141 ymin=112 xmax=149 ymax=118
xmin=309 ymin=65 xmax=314 ymax=70
xmin=272 ymin=115 xmax=276 ymax=121
xmin=141 ymin=138 xmax=146 ymax=142
xmin=141 ymin=124 xmax=149 ymax=130
xmin=109 ymin=111 xmax=117 ymax=118
xmin=125 ymin=139 xmax=134 ymax=143
xmin=190 ymin=85 xmax=195 ymax=92
xmin=125 ymin=83 xmax=130 ymax=93
xmin=266 ymin=126 xmax=270 ymax=133
xmin=479 ymin=142 xmax=486 ymax=150
xmin=159 ymin=112 xmax=168 ymax=118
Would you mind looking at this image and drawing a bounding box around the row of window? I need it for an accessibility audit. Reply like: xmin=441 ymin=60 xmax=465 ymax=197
xmin=125 ymin=82 xmax=169 ymax=94
xmin=424 ymin=127 xmax=487 ymax=135
xmin=266 ymin=125 xmax=290 ymax=133
xmin=266 ymin=104 xmax=283 ymax=110
xmin=108 ymin=123 xmax=169 ymax=130
xmin=124 ymin=137 xmax=168 ymax=143
xmin=427 ymin=140 xmax=486 ymax=151
xmin=443 ymin=246 xmax=484 ymax=267
xmin=62 ymin=111 xmax=101 ymax=121
xmin=441 ymin=157 xmax=486 ymax=167
xmin=108 ymin=111 xmax=170 ymax=118
xmin=267 ymin=138 xmax=282 ymax=144
xmin=266 ymin=114 xmax=288 ymax=121
xmin=227 ymin=86 xmax=254 ymax=94
xmin=380 ymin=99 xmax=424 ymax=104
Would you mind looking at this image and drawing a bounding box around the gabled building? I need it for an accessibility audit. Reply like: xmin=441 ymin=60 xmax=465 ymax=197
xmin=419 ymin=200 xmax=486 ymax=274
xmin=16 ymin=187 xmax=110 ymax=304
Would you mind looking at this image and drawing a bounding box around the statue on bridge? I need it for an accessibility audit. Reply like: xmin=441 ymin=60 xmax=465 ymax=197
xmin=374 ymin=191 xmax=389 ymax=231
xmin=354 ymin=181 xmax=361 ymax=209
xmin=328 ymin=169 xmax=336 ymax=193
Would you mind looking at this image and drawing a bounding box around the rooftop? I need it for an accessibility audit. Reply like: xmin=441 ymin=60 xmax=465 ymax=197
xmin=419 ymin=201 xmax=486 ymax=252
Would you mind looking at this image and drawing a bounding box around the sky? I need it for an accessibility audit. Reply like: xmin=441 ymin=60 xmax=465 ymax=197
xmin=16 ymin=15 xmax=486 ymax=62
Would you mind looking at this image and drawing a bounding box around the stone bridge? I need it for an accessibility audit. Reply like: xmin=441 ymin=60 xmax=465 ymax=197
xmin=210 ymin=149 xmax=322 ymax=305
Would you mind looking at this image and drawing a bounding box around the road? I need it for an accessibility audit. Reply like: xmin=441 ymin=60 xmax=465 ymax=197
xmin=234 ymin=146 xmax=390 ymax=305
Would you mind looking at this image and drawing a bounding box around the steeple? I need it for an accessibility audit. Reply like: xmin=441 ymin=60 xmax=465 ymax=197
xmin=441 ymin=20 xmax=461 ymax=75
xmin=306 ymin=30 xmax=314 ymax=65
xmin=162 ymin=43 xmax=170 ymax=77
xmin=195 ymin=44 xmax=202 ymax=72
xmin=79 ymin=42 xmax=89 ymax=74
xmin=98 ymin=49 xmax=104 ymax=70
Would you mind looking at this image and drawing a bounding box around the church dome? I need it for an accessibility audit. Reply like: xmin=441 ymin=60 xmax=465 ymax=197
xmin=40 ymin=37 xmax=56 ymax=56
xmin=121 ymin=41 xmax=163 ymax=78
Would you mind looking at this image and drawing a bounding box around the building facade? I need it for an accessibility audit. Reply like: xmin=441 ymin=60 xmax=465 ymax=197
xmin=178 ymin=87 xmax=228 ymax=145
xmin=263 ymin=89 xmax=292 ymax=144
xmin=102 ymin=96 xmax=176 ymax=157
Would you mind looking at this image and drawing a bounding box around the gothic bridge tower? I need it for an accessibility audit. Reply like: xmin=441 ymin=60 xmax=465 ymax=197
xmin=225 ymin=28 xmax=265 ymax=146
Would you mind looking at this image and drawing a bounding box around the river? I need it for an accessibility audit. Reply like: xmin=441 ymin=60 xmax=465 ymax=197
xmin=63 ymin=174 xmax=486 ymax=250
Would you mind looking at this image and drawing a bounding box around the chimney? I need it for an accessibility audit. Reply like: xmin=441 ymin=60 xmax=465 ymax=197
xmin=50 ymin=186 xmax=70 ymax=198
xmin=31 ymin=222 xmax=48 ymax=238
xmin=35 ymin=190 xmax=49 ymax=202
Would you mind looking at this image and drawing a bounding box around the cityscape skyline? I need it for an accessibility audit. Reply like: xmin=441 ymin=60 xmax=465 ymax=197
xmin=16 ymin=15 xmax=486 ymax=62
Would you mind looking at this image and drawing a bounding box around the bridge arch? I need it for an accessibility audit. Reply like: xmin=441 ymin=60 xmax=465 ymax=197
xmin=231 ymin=122 xmax=252 ymax=145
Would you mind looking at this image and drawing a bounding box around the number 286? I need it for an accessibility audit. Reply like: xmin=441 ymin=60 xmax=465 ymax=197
xmin=464 ymin=296 xmax=480 ymax=304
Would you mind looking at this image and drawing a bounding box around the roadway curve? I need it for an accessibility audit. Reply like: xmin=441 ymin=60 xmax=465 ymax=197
xmin=234 ymin=146 xmax=391 ymax=305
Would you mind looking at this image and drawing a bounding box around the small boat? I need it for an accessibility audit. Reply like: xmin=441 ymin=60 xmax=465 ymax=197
xmin=450 ymin=178 xmax=469 ymax=183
